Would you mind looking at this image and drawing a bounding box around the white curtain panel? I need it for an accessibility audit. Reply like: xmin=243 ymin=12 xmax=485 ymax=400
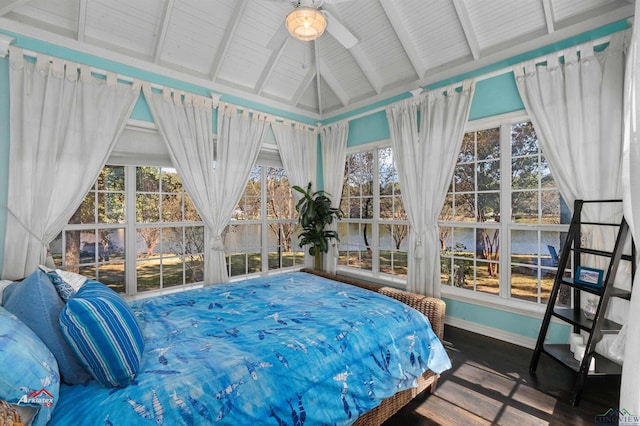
xmin=2 ymin=46 xmax=139 ymax=280
xmin=513 ymin=33 xmax=627 ymax=213
xmin=272 ymin=121 xmax=318 ymax=268
xmin=144 ymin=90 xmax=268 ymax=284
xmin=272 ymin=121 xmax=318 ymax=194
xmin=513 ymin=35 xmax=627 ymax=275
xmin=142 ymin=84 xmax=216 ymax=283
xmin=386 ymin=80 xmax=474 ymax=297
xmin=211 ymin=104 xmax=269 ymax=282
xmin=621 ymin=1 xmax=640 ymax=415
xmin=514 ymin=33 xmax=632 ymax=362
xmin=321 ymin=122 xmax=349 ymax=273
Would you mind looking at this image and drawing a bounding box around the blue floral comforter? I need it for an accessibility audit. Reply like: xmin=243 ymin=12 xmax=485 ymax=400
xmin=51 ymin=272 xmax=450 ymax=425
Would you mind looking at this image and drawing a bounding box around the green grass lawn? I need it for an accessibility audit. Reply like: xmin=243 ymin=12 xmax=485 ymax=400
xmin=58 ymin=249 xmax=553 ymax=302
xmin=59 ymin=251 xmax=303 ymax=292
xmin=340 ymin=249 xmax=554 ymax=302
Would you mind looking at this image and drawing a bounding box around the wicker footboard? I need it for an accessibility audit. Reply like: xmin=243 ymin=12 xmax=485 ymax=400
xmin=299 ymin=269 xmax=446 ymax=425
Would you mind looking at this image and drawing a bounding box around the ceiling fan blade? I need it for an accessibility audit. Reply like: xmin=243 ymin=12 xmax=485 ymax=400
xmin=315 ymin=0 xmax=355 ymax=5
xmin=323 ymin=10 xmax=357 ymax=49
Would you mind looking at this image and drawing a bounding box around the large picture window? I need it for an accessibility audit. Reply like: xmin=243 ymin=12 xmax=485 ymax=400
xmin=53 ymin=163 xmax=303 ymax=292
xmin=134 ymin=166 xmax=204 ymax=292
xmin=52 ymin=165 xmax=205 ymax=295
xmin=439 ymin=117 xmax=569 ymax=305
xmin=53 ymin=165 xmax=128 ymax=293
xmin=225 ymin=165 xmax=303 ymax=279
xmin=338 ymin=146 xmax=409 ymax=279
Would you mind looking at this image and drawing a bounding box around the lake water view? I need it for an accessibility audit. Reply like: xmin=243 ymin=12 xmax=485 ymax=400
xmin=337 ymin=222 xmax=564 ymax=259
xmin=52 ymin=222 xmax=564 ymax=262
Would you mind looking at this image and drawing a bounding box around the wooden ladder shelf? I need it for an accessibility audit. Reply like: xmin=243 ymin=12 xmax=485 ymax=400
xmin=529 ymin=199 xmax=635 ymax=405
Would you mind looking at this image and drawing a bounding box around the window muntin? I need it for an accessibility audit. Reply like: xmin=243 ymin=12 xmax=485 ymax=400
xmin=440 ymin=119 xmax=568 ymax=305
xmin=52 ymin=165 xmax=127 ymax=293
xmin=52 ymin=165 xmax=204 ymax=295
xmin=340 ymin=151 xmax=374 ymax=272
xmin=440 ymin=128 xmax=501 ymax=296
xmin=266 ymin=167 xmax=300 ymax=270
xmin=508 ymin=122 xmax=567 ymax=304
xmin=339 ymin=147 xmax=408 ymax=278
xmin=135 ymin=167 xmax=204 ymax=292
xmin=225 ymin=165 xmax=303 ymax=279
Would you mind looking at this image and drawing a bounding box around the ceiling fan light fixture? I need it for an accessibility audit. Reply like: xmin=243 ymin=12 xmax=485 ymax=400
xmin=286 ymin=6 xmax=326 ymax=41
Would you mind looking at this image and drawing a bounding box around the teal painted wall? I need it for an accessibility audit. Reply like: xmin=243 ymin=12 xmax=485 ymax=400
xmin=131 ymin=92 xmax=153 ymax=122
xmin=347 ymin=110 xmax=390 ymax=147
xmin=346 ymin=71 xmax=527 ymax=148
xmin=444 ymin=298 xmax=570 ymax=343
xmin=469 ymin=72 xmax=524 ymax=121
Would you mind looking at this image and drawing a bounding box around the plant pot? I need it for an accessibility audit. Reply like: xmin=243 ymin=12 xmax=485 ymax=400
xmin=313 ymin=253 xmax=323 ymax=271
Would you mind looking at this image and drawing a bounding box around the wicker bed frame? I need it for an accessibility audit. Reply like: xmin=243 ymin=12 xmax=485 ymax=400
xmin=299 ymin=269 xmax=446 ymax=425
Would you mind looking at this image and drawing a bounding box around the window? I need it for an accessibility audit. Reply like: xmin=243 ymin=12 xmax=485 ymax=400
xmin=52 ymin=165 xmax=204 ymax=295
xmin=224 ymin=165 xmax=303 ymax=278
xmin=439 ymin=117 xmax=568 ymax=305
xmin=134 ymin=166 xmax=204 ymax=292
xmin=53 ymin=165 xmax=127 ymax=293
xmin=509 ymin=122 xmax=569 ymax=304
xmin=439 ymin=127 xmax=501 ymax=295
xmin=339 ymin=146 xmax=409 ymax=279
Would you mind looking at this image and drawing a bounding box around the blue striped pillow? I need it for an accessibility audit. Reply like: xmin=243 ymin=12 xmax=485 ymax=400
xmin=59 ymin=281 xmax=144 ymax=388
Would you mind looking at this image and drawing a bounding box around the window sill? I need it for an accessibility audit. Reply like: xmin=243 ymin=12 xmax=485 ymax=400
xmin=126 ymin=282 xmax=205 ymax=301
xmin=441 ymin=285 xmax=548 ymax=320
xmin=335 ymin=267 xmax=550 ymax=320
xmin=335 ymin=267 xmax=408 ymax=289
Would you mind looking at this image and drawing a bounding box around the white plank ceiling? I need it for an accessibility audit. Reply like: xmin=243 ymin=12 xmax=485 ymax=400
xmin=0 ymin=0 xmax=634 ymax=120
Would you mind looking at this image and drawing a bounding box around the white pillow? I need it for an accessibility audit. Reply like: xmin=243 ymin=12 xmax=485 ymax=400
xmin=0 ymin=279 xmax=13 ymax=305
xmin=38 ymin=265 xmax=88 ymax=302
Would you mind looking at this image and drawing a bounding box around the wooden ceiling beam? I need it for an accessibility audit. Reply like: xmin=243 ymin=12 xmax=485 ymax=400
xmin=452 ymin=0 xmax=481 ymax=60
xmin=318 ymin=56 xmax=349 ymax=108
xmin=379 ymin=0 xmax=426 ymax=79
xmin=542 ymin=0 xmax=556 ymax=33
xmin=314 ymin=39 xmax=323 ymax=116
xmin=256 ymin=36 xmax=290 ymax=95
xmin=76 ymin=0 xmax=87 ymax=42
xmin=152 ymin=0 xmax=174 ymax=64
xmin=208 ymin=0 xmax=249 ymax=81
xmin=292 ymin=63 xmax=316 ymax=109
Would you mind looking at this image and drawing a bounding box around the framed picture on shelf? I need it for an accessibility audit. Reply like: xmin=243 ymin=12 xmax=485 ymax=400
xmin=575 ymin=266 xmax=604 ymax=287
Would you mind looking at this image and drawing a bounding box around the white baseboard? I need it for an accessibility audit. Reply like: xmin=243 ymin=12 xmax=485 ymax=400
xmin=445 ymin=316 xmax=537 ymax=350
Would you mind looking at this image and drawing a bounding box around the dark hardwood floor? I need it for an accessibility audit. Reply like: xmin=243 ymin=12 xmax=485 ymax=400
xmin=384 ymin=326 xmax=621 ymax=425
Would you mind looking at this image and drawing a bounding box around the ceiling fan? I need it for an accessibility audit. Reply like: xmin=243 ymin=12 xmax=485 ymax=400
xmin=267 ymin=0 xmax=358 ymax=49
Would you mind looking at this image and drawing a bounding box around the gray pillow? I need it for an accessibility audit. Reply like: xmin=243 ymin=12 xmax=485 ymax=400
xmin=2 ymin=269 xmax=91 ymax=385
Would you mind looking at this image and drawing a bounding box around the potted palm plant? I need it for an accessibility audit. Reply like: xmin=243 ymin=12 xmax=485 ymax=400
xmin=293 ymin=182 xmax=343 ymax=271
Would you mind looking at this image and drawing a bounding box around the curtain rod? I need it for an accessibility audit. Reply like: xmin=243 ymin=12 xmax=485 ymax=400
xmin=3 ymin=38 xmax=318 ymax=131
xmin=219 ymin=102 xmax=319 ymax=131
xmin=514 ymin=33 xmax=618 ymax=69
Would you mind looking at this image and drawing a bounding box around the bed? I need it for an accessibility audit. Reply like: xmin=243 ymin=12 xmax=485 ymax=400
xmin=1 ymin=268 xmax=449 ymax=425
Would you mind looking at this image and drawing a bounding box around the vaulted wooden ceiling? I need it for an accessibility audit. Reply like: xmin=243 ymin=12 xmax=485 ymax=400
xmin=0 ymin=0 xmax=634 ymax=120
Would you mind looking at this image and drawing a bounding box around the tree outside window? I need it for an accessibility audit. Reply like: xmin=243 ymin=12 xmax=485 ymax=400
xmin=52 ymin=165 xmax=205 ymax=294
xmin=439 ymin=120 xmax=568 ymax=305
xmin=225 ymin=165 xmax=303 ymax=278
xmin=339 ymin=147 xmax=409 ymax=277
